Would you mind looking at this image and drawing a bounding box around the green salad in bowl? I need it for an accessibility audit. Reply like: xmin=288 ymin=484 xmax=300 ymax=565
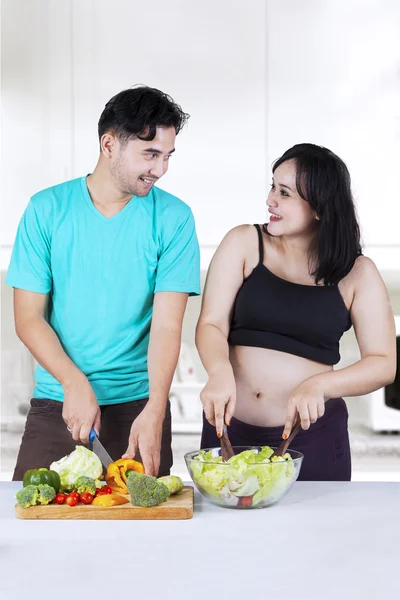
xmin=185 ymin=446 xmax=303 ymax=509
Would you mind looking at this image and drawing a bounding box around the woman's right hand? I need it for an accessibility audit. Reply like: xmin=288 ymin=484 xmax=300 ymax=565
xmin=200 ymin=366 xmax=236 ymax=437
xmin=62 ymin=373 xmax=101 ymax=444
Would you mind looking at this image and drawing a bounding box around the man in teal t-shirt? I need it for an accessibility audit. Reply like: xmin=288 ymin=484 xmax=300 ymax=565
xmin=6 ymin=86 xmax=200 ymax=479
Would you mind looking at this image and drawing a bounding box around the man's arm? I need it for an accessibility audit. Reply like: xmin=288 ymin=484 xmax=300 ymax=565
xmin=14 ymin=289 xmax=81 ymax=385
xmin=147 ymin=291 xmax=189 ymax=415
xmin=14 ymin=288 xmax=101 ymax=442
xmin=123 ymin=291 xmax=188 ymax=475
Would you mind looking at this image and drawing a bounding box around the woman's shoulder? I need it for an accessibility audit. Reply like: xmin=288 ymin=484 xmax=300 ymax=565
xmin=212 ymin=225 xmax=262 ymax=271
xmin=217 ymin=224 xmax=259 ymax=248
xmin=223 ymin=223 xmax=257 ymax=238
xmin=216 ymin=224 xmax=280 ymax=263
xmin=222 ymin=222 xmax=277 ymax=243
xmin=341 ymin=255 xmax=383 ymax=297
xmin=347 ymin=255 xmax=380 ymax=281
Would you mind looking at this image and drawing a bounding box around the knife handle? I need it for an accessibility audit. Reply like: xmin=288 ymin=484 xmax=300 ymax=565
xmin=89 ymin=428 xmax=97 ymax=443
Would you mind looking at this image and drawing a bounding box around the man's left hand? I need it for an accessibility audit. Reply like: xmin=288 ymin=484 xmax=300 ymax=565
xmin=122 ymin=407 xmax=163 ymax=477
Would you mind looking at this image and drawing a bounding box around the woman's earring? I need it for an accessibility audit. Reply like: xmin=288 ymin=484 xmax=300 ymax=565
xmin=315 ymin=215 xmax=320 ymax=220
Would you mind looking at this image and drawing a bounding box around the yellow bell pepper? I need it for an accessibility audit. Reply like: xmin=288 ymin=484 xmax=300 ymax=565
xmin=105 ymin=458 xmax=145 ymax=494
xmin=92 ymin=493 xmax=129 ymax=507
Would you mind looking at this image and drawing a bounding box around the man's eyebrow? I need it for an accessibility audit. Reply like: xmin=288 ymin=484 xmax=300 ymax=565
xmin=142 ymin=147 xmax=176 ymax=154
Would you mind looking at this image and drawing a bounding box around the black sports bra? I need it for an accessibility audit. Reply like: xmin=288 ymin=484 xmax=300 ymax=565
xmin=228 ymin=225 xmax=352 ymax=365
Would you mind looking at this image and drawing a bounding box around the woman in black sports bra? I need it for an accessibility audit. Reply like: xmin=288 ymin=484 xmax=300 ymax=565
xmin=196 ymin=143 xmax=396 ymax=481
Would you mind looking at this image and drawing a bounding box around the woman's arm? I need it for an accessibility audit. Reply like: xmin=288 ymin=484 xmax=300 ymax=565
xmin=283 ymin=257 xmax=396 ymax=436
xmin=196 ymin=226 xmax=250 ymax=435
xmin=316 ymin=257 xmax=396 ymax=396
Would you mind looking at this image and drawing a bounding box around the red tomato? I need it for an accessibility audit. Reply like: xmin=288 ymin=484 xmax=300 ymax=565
xmin=65 ymin=493 xmax=79 ymax=507
xmin=55 ymin=493 xmax=65 ymax=505
xmin=102 ymin=486 xmax=112 ymax=495
xmin=239 ymin=495 xmax=253 ymax=507
xmin=80 ymin=493 xmax=94 ymax=505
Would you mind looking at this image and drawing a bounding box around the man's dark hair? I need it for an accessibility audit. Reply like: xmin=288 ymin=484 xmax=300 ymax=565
xmin=264 ymin=143 xmax=362 ymax=286
xmin=98 ymin=85 xmax=190 ymax=143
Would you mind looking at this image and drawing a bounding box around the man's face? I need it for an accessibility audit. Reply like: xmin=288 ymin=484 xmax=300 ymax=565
xmin=107 ymin=126 xmax=176 ymax=197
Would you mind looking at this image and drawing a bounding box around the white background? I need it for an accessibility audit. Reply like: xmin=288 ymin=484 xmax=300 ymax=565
xmin=1 ymin=0 xmax=400 ymax=268
xmin=1 ymin=1 xmax=400 ymax=479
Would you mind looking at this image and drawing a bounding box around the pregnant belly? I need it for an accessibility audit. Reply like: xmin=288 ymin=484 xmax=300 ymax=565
xmin=229 ymin=346 xmax=333 ymax=427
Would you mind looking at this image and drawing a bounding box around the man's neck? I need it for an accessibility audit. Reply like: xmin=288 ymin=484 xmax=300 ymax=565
xmin=86 ymin=165 xmax=134 ymax=218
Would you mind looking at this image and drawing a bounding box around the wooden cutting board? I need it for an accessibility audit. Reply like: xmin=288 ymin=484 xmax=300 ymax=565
xmin=15 ymin=486 xmax=194 ymax=520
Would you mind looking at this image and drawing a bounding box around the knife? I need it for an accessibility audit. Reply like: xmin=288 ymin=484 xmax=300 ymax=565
xmin=89 ymin=428 xmax=114 ymax=469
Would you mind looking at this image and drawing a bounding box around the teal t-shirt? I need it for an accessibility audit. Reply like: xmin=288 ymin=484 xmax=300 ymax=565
xmin=6 ymin=176 xmax=200 ymax=404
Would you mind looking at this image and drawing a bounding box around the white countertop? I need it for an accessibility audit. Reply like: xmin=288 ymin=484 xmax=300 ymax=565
xmin=1 ymin=481 xmax=399 ymax=599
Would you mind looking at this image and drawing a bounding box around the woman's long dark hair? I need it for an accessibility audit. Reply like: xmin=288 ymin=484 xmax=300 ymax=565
xmin=263 ymin=143 xmax=362 ymax=286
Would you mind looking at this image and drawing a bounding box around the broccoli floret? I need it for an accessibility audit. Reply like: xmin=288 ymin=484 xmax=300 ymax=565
xmin=74 ymin=476 xmax=96 ymax=495
xmin=15 ymin=485 xmax=39 ymax=508
xmin=37 ymin=484 xmax=56 ymax=505
xmin=16 ymin=484 xmax=56 ymax=508
xmin=127 ymin=472 xmax=169 ymax=507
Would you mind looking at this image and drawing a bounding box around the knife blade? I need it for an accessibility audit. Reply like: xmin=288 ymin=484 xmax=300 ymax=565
xmin=89 ymin=428 xmax=114 ymax=468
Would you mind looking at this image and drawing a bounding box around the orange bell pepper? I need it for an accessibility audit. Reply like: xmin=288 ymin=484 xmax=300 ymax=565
xmin=92 ymin=493 xmax=129 ymax=507
xmin=105 ymin=458 xmax=145 ymax=494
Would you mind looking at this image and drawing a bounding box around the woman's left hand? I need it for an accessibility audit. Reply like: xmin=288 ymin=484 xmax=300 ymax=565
xmin=282 ymin=377 xmax=326 ymax=439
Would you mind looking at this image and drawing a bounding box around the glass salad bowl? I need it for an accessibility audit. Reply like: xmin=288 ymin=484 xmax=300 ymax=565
xmin=185 ymin=446 xmax=303 ymax=509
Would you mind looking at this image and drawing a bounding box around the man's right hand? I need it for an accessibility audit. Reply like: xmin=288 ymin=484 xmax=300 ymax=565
xmin=62 ymin=374 xmax=101 ymax=444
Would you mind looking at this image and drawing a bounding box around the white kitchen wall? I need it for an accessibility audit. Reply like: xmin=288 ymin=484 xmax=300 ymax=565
xmin=71 ymin=0 xmax=268 ymax=246
xmin=1 ymin=0 xmax=267 ymax=262
xmin=2 ymin=0 xmax=399 ymax=267
xmin=267 ymin=0 xmax=400 ymax=253
xmin=1 ymin=0 xmax=400 ymax=475
xmin=1 ymin=0 xmax=72 ymax=252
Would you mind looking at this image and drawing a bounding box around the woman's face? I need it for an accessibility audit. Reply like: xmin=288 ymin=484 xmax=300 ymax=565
xmin=266 ymin=159 xmax=319 ymax=238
